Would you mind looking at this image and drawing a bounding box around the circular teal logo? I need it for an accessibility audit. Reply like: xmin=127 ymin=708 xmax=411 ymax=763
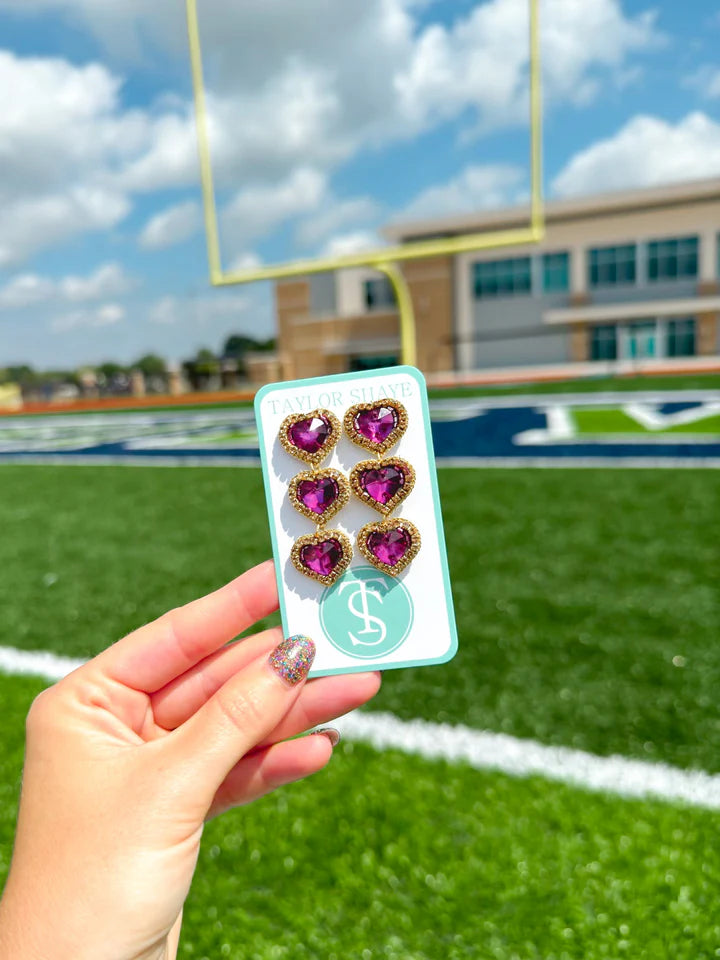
xmin=320 ymin=566 xmax=414 ymax=660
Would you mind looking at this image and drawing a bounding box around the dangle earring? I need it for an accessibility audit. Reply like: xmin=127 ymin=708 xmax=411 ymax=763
xmin=279 ymin=409 xmax=352 ymax=586
xmin=345 ymin=399 xmax=421 ymax=576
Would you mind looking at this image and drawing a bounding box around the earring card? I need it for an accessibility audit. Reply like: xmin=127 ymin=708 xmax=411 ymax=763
xmin=254 ymin=366 xmax=458 ymax=677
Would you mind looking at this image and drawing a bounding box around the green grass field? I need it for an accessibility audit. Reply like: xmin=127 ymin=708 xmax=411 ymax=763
xmin=0 ymin=465 xmax=719 ymax=958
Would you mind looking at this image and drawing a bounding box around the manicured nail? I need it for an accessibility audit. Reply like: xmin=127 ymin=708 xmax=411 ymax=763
xmin=315 ymin=727 xmax=340 ymax=747
xmin=268 ymin=635 xmax=315 ymax=686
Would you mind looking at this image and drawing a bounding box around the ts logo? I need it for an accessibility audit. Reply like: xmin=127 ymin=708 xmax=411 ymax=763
xmin=339 ymin=576 xmax=391 ymax=647
xmin=321 ymin=566 xmax=413 ymax=660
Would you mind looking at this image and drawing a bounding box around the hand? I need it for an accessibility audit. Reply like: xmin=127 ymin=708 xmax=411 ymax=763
xmin=0 ymin=560 xmax=380 ymax=960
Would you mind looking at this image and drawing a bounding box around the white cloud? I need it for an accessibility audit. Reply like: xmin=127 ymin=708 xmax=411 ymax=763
xmin=114 ymin=0 xmax=662 ymax=197
xmin=51 ymin=302 xmax=126 ymax=332
xmin=0 ymin=274 xmax=55 ymax=308
xmin=149 ymin=296 xmax=181 ymax=326
xmin=222 ymin=168 xmax=327 ymax=249
xmin=61 ymin=263 xmax=133 ymax=301
xmin=139 ymin=200 xmax=201 ymax=249
xmin=0 ymin=1 xmax=664 ymax=266
xmin=0 ymin=187 xmax=130 ymax=267
xmin=684 ymin=65 xmax=720 ymax=100
xmin=0 ymin=51 xmax=143 ymax=264
xmin=398 ymin=164 xmax=525 ymax=220
xmin=0 ymin=263 xmax=132 ymax=308
xmin=228 ymin=252 xmax=263 ymax=273
xmin=396 ymin=0 xmax=661 ymax=132
xmin=149 ymin=293 xmax=250 ymax=326
xmin=322 ymin=231 xmax=382 ymax=258
xmin=553 ymin=112 xmax=720 ymax=197
xmin=295 ymin=196 xmax=380 ymax=249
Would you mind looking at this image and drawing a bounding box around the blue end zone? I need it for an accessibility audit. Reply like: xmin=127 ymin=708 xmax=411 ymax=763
xmin=0 ymin=395 xmax=718 ymax=464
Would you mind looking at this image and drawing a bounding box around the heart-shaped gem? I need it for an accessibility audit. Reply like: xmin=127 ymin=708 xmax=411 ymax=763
xmin=291 ymin=529 xmax=352 ymax=585
xmin=357 ymin=518 xmax=421 ymax=577
xmin=279 ymin=408 xmax=341 ymax=466
xmin=298 ymin=476 xmax=338 ymax=513
xmin=344 ymin=399 xmax=408 ymax=455
xmin=288 ymin=468 xmax=350 ymax=524
xmin=349 ymin=457 xmax=415 ymax=515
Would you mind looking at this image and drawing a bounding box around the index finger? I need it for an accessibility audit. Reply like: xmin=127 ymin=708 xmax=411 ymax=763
xmin=94 ymin=559 xmax=278 ymax=692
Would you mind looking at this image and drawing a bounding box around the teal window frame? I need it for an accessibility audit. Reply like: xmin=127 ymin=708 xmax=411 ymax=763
xmin=473 ymin=256 xmax=532 ymax=299
xmin=647 ymin=236 xmax=698 ymax=282
xmin=666 ymin=318 xmax=696 ymax=357
xmin=588 ymin=244 xmax=636 ymax=288
xmin=590 ymin=324 xmax=618 ymax=361
xmin=542 ymin=251 xmax=570 ymax=292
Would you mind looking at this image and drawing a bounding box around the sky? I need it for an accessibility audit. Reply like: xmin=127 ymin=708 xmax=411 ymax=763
xmin=1 ymin=0 xmax=720 ymax=370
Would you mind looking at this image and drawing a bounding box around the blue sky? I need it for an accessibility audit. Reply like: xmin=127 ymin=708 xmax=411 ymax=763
xmin=1 ymin=0 xmax=719 ymax=370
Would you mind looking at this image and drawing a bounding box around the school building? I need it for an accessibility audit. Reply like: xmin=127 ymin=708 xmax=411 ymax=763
xmin=248 ymin=177 xmax=720 ymax=384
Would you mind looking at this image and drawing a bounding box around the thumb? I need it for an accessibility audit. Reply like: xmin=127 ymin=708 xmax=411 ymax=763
xmin=162 ymin=634 xmax=315 ymax=807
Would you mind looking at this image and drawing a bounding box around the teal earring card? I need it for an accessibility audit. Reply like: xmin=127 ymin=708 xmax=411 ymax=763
xmin=254 ymin=366 xmax=458 ymax=677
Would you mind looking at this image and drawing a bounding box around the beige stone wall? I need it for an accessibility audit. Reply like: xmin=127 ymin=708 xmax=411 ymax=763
xmin=696 ymin=282 xmax=719 ymax=356
xmin=277 ymin=309 xmax=401 ymax=381
xmin=275 ymin=280 xmax=311 ymax=381
xmin=568 ymin=323 xmax=589 ymax=362
xmin=245 ymin=354 xmax=283 ymax=384
xmin=697 ymin=313 xmax=719 ymax=355
xmin=400 ymin=255 xmax=454 ymax=374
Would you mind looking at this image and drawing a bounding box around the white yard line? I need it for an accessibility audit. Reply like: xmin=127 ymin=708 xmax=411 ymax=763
xmin=2 ymin=455 xmax=720 ymax=469
xmin=2 ymin=644 xmax=719 ymax=810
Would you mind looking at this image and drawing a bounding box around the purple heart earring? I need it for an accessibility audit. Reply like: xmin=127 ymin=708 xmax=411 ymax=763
xmin=279 ymin=409 xmax=351 ymax=586
xmin=344 ymin=399 xmax=421 ymax=577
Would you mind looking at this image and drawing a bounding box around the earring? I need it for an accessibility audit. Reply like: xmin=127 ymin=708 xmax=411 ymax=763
xmin=344 ymin=399 xmax=421 ymax=576
xmin=279 ymin=409 xmax=352 ymax=586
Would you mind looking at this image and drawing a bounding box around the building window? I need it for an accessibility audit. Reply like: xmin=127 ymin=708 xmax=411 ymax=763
xmin=473 ymin=257 xmax=532 ymax=299
xmin=349 ymin=354 xmax=399 ymax=372
xmin=542 ymin=252 xmax=570 ymax=292
xmin=590 ymin=324 xmax=618 ymax=361
xmin=363 ymin=277 xmax=396 ymax=311
xmin=666 ymin=318 xmax=696 ymax=357
xmin=588 ymin=244 xmax=636 ymax=288
xmin=647 ymin=236 xmax=698 ymax=281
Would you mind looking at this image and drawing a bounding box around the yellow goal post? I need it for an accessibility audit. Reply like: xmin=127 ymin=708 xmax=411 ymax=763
xmin=185 ymin=0 xmax=544 ymax=366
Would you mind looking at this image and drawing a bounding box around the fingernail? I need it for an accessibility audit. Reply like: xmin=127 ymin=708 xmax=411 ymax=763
xmin=268 ymin=635 xmax=315 ymax=686
xmin=315 ymin=727 xmax=340 ymax=747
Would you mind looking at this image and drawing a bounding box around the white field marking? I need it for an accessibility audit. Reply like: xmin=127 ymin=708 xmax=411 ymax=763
xmin=2 ymin=643 xmax=720 ymax=810
xmin=436 ymin=457 xmax=720 ymax=468
xmin=515 ymin=401 xmax=720 ymax=446
xmin=2 ymin=455 xmax=720 ymax=469
xmin=0 ymin=455 xmax=263 ymax=467
xmin=623 ymin=401 xmax=720 ymax=431
xmin=428 ymin=390 xmax=720 ymax=412
xmin=514 ymin=404 xmax=576 ymax=445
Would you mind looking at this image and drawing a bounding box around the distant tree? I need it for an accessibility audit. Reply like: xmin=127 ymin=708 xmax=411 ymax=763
xmin=135 ymin=353 xmax=167 ymax=377
xmin=223 ymin=334 xmax=276 ymax=357
xmin=1 ymin=364 xmax=35 ymax=384
xmin=185 ymin=347 xmax=219 ymax=384
xmin=98 ymin=362 xmax=127 ymax=380
xmin=223 ymin=335 xmax=255 ymax=358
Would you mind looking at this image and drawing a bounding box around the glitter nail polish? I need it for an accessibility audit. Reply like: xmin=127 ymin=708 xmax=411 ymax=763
xmin=268 ymin=635 xmax=315 ymax=686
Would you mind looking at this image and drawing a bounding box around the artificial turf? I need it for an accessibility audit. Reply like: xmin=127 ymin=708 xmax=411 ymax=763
xmin=573 ymin=409 xmax=720 ymax=435
xmin=0 ymin=465 xmax=717 ymax=774
xmin=0 ymin=672 xmax=719 ymax=959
